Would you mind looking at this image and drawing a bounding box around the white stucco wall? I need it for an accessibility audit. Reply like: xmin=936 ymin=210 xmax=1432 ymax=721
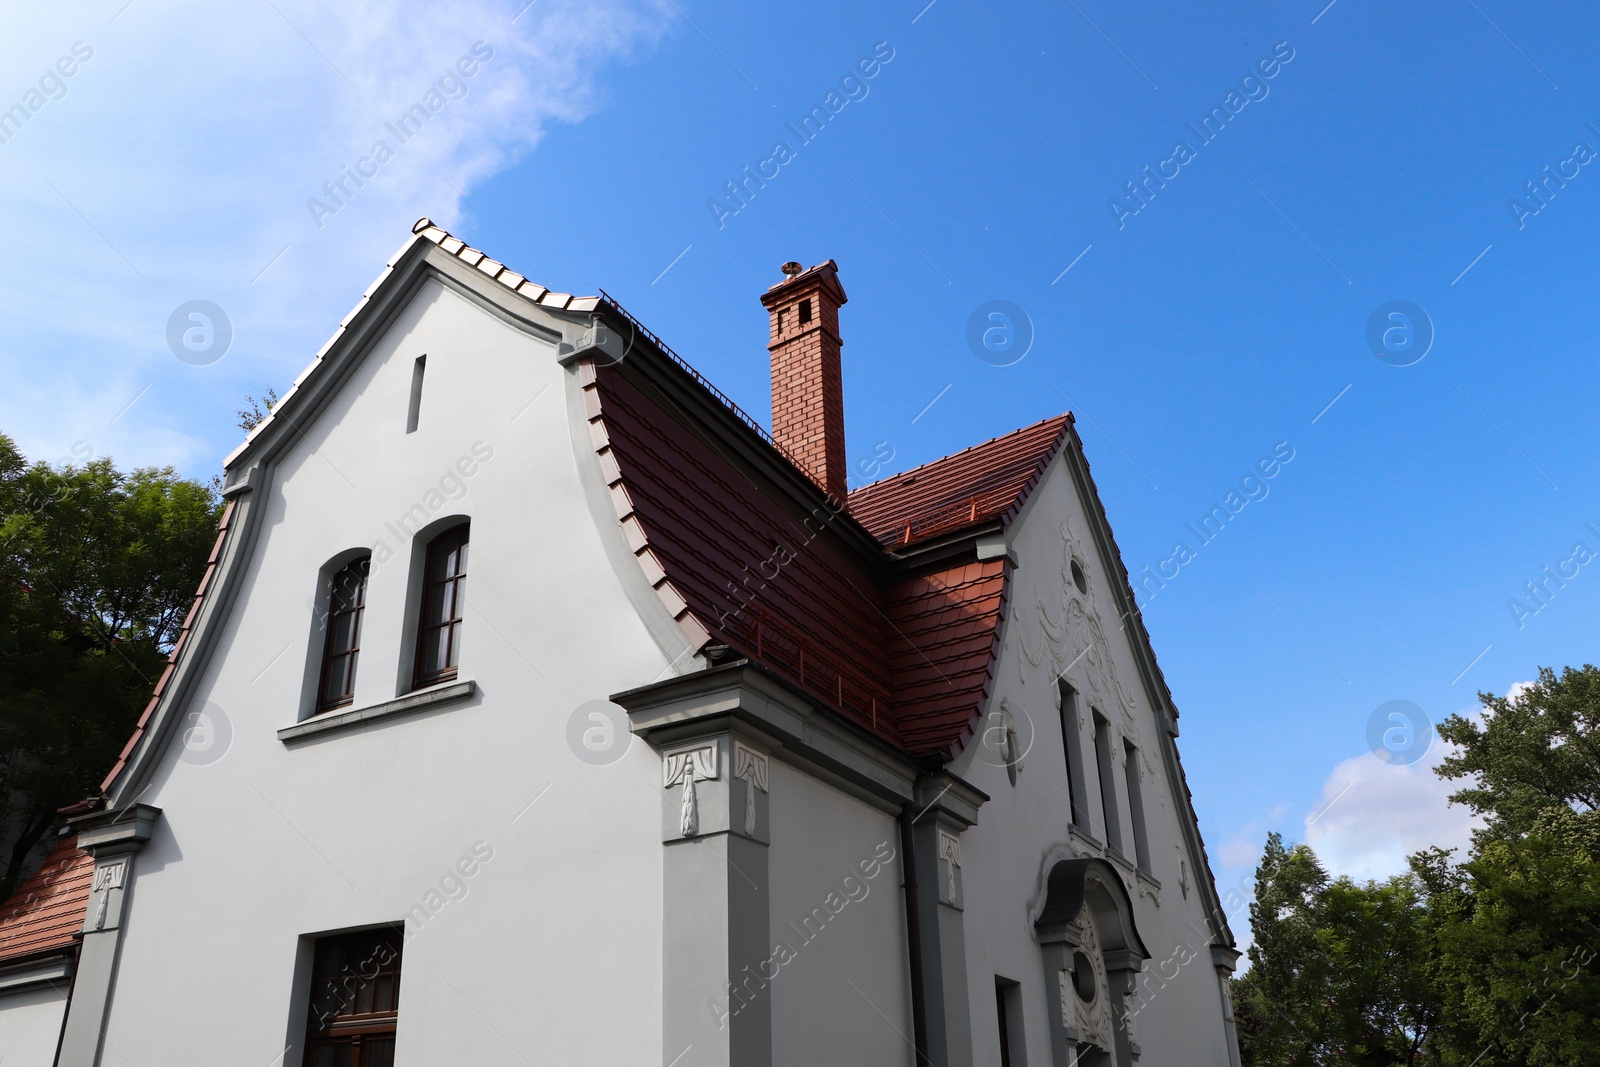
xmin=953 ymin=455 xmax=1234 ymax=1066
xmin=766 ymin=762 xmax=912 ymax=1067
xmin=78 ymin=255 xmax=1228 ymax=1067
xmin=0 ymin=985 xmax=67 ymax=1066
xmin=95 ymin=279 xmax=677 ymax=1064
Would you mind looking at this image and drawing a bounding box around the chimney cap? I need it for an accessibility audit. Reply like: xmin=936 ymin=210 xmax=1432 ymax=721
xmin=781 ymin=261 xmax=804 ymax=278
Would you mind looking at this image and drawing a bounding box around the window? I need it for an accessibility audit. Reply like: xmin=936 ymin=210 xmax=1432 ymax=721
xmin=316 ymin=557 xmax=370 ymax=711
xmin=413 ymin=525 xmax=468 ymax=687
xmin=406 ymin=355 xmax=425 ymax=434
xmin=1092 ymin=711 xmax=1123 ymax=855
xmin=798 ymin=297 xmax=813 ymax=324
xmin=1059 ymin=683 xmax=1091 ymax=833
xmin=995 ymin=976 xmax=1027 ymax=1066
xmin=1124 ymin=739 xmax=1151 ymax=873
xmin=303 ymin=926 xmax=402 ymax=1067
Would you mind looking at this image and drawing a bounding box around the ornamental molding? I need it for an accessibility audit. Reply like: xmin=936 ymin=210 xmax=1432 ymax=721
xmin=663 ymin=743 xmax=719 ymax=838
xmin=1071 ymin=913 xmax=1115 ymax=1053
xmin=90 ymin=860 xmax=127 ymax=931
xmin=1019 ymin=519 xmax=1138 ymax=722
xmin=937 ymin=830 xmax=961 ymax=901
xmin=732 ymin=740 xmax=769 ymax=837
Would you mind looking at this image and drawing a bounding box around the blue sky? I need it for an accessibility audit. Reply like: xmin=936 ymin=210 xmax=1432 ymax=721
xmin=4 ymin=0 xmax=1598 ymax=909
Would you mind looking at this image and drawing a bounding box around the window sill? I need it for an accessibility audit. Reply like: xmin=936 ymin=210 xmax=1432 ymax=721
xmin=279 ymin=680 xmax=476 ymax=744
xmin=1067 ymin=822 xmax=1103 ymax=852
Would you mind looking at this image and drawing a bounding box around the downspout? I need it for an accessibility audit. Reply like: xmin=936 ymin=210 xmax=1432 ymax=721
xmin=899 ymin=807 xmax=930 ymax=1065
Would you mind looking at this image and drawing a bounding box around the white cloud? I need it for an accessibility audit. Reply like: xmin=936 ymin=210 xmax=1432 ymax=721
xmin=1304 ymin=734 xmax=1481 ymax=883
xmin=0 ymin=0 xmax=669 ymax=472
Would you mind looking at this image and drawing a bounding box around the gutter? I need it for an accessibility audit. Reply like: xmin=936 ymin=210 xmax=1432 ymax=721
xmin=899 ymin=807 xmax=931 ymax=1065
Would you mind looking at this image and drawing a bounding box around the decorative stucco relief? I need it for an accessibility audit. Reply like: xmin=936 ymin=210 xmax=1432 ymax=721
xmin=1121 ymin=970 xmax=1142 ymax=1050
xmin=91 ymin=860 xmax=127 ymax=931
xmin=1071 ymin=912 xmax=1115 ymax=1053
xmin=663 ymin=743 xmax=718 ymax=838
xmin=732 ymin=741 xmax=768 ymax=837
xmin=937 ymin=830 xmax=962 ymax=902
xmin=1018 ymin=518 xmax=1139 ymax=724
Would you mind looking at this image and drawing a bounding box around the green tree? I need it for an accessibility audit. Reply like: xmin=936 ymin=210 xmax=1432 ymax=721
xmin=0 ymin=434 xmax=220 ymax=897
xmin=1233 ymin=832 xmax=1443 ymax=1066
xmin=1235 ymin=832 xmax=1334 ymax=1065
xmin=1424 ymin=667 xmax=1600 ymax=1066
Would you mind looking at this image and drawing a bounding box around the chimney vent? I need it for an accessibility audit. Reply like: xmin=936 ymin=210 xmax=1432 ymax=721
xmin=760 ymin=260 xmax=848 ymax=504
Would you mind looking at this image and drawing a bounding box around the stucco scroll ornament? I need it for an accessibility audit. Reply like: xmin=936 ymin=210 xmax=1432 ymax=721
xmin=91 ymin=860 xmax=127 ymax=930
xmin=663 ymin=744 xmax=718 ymax=838
xmin=1121 ymin=971 xmax=1142 ymax=1050
xmin=937 ymin=830 xmax=961 ymax=901
xmin=733 ymin=741 xmax=769 ymax=836
xmin=1061 ymin=516 xmax=1089 ymax=564
xmin=1019 ymin=627 xmax=1049 ymax=676
xmin=1064 ymin=598 xmax=1138 ymax=720
xmin=1072 ymin=912 xmax=1115 ymax=1052
xmin=1064 ymin=598 xmax=1101 ymax=694
xmin=1038 ymin=589 xmax=1067 ymax=645
xmin=1019 ymin=588 xmax=1064 ymax=682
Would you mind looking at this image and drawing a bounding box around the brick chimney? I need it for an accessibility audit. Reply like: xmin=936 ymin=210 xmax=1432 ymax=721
xmin=760 ymin=260 xmax=848 ymax=503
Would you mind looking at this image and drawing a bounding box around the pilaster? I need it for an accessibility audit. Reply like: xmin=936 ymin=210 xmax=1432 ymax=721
xmin=907 ymin=772 xmax=985 ymax=1067
xmin=57 ymin=804 xmax=160 ymax=1067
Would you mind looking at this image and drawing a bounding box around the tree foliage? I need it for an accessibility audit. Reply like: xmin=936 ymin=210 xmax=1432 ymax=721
xmin=1238 ymin=667 xmax=1600 ymax=1066
xmin=1233 ymin=834 xmax=1440 ymax=1066
xmin=1425 ymin=666 xmax=1600 ymax=1066
xmin=0 ymin=434 xmax=220 ymax=897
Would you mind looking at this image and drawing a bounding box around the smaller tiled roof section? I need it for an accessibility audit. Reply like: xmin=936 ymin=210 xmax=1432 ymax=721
xmin=0 ymin=835 xmax=91 ymax=964
xmin=888 ymin=559 xmax=1011 ymax=758
xmin=849 ymin=414 xmax=1073 ymax=547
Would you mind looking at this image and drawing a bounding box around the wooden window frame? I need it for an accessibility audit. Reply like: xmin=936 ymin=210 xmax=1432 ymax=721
xmin=412 ymin=525 xmax=469 ymax=689
xmin=315 ymin=557 xmax=370 ymax=713
xmin=302 ymin=926 xmax=402 ymax=1067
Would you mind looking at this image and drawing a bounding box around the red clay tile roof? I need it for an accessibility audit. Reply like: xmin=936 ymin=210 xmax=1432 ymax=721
xmin=887 ymin=559 xmax=1011 ymax=758
xmin=583 ymin=358 xmax=899 ymax=742
xmin=584 ymin=350 xmax=1065 ymax=757
xmin=105 ymin=222 xmax=1075 ymax=784
xmin=0 ymin=835 xmax=91 ymax=964
xmin=848 ymin=414 xmax=1072 ymax=547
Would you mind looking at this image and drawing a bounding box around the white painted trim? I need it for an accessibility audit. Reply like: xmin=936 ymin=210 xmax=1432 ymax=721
xmin=276 ymin=680 xmax=475 ymax=743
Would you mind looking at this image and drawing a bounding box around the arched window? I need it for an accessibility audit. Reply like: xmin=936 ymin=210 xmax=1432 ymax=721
xmin=413 ymin=525 xmax=468 ymax=687
xmin=317 ymin=557 xmax=370 ymax=712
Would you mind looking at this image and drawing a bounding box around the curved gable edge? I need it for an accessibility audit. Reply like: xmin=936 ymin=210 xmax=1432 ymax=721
xmin=567 ymin=354 xmax=709 ymax=672
xmin=104 ymin=236 xmax=598 ymax=807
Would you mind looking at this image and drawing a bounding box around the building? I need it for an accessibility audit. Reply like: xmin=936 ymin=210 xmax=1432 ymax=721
xmin=0 ymin=219 xmax=1241 ymax=1066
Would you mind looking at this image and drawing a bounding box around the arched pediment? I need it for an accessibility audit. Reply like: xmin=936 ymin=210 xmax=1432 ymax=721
xmin=1035 ymin=857 xmax=1149 ymax=961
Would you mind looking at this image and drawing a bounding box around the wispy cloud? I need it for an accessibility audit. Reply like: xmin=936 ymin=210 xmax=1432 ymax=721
xmin=1304 ymin=730 xmax=1483 ymax=882
xmin=0 ymin=0 xmax=669 ymax=470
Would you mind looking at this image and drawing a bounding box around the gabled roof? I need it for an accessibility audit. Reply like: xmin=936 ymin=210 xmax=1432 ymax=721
xmin=848 ymin=414 xmax=1073 ymax=547
xmin=87 ymin=217 xmax=1235 ymax=947
xmin=0 ymin=835 xmax=91 ymax=965
xmin=101 ymin=219 xmax=1074 ymax=780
